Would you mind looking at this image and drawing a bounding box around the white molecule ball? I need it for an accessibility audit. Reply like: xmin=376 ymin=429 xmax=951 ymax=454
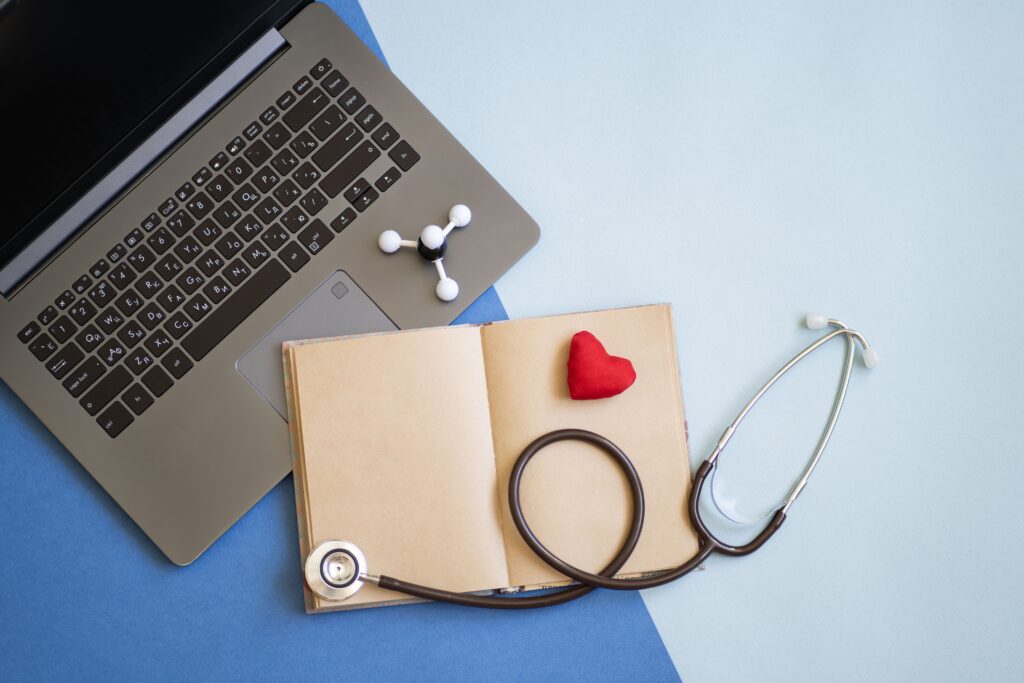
xmin=449 ymin=204 xmax=472 ymax=228
xmin=378 ymin=230 xmax=402 ymax=253
xmin=421 ymin=224 xmax=445 ymax=249
xmin=436 ymin=277 xmax=459 ymax=301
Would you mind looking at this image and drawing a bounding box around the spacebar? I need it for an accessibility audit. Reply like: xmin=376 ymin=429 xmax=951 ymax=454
xmin=183 ymin=259 xmax=290 ymax=361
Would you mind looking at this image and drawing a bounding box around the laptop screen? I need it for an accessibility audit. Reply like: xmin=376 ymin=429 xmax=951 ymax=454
xmin=0 ymin=0 xmax=304 ymax=278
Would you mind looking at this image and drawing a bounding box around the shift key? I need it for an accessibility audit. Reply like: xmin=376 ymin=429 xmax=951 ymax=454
xmin=80 ymin=366 xmax=131 ymax=416
xmin=318 ymin=140 xmax=380 ymax=198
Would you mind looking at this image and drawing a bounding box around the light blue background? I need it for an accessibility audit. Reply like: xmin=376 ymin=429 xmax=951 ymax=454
xmin=362 ymin=0 xmax=1024 ymax=679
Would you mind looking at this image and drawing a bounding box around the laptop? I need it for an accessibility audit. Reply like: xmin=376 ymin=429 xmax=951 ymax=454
xmin=0 ymin=0 xmax=538 ymax=565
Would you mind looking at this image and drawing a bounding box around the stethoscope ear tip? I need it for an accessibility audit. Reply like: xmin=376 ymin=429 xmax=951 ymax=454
xmin=805 ymin=313 xmax=829 ymax=330
xmin=862 ymin=347 xmax=879 ymax=369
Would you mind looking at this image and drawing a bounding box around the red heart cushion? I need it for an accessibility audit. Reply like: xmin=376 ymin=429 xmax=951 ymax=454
xmin=567 ymin=331 xmax=637 ymax=400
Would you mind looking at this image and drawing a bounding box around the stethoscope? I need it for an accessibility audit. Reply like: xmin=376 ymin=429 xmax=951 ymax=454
xmin=305 ymin=315 xmax=877 ymax=608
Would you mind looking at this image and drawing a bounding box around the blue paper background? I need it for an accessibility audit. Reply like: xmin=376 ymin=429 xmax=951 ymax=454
xmin=0 ymin=2 xmax=678 ymax=680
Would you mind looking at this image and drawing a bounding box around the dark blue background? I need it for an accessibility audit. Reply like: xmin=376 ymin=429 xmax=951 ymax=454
xmin=0 ymin=3 xmax=678 ymax=679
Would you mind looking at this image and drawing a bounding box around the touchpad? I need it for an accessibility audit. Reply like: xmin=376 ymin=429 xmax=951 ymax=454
xmin=237 ymin=270 xmax=397 ymax=419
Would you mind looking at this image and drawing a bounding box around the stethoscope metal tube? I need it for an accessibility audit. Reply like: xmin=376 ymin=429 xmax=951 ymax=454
xmin=305 ymin=315 xmax=876 ymax=608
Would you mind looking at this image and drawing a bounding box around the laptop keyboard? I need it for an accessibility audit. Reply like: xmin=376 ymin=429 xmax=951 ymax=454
xmin=15 ymin=58 xmax=421 ymax=439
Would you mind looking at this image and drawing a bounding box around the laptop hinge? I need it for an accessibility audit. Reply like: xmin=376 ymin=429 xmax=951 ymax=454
xmin=0 ymin=28 xmax=288 ymax=298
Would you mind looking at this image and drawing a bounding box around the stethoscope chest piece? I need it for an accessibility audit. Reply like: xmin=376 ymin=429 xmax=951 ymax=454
xmin=305 ymin=540 xmax=367 ymax=601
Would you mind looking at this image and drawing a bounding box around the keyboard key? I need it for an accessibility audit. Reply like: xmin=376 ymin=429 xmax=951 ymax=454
xmin=197 ymin=251 xmax=225 ymax=278
xmin=310 ymin=105 xmax=345 ymax=141
xmin=261 ymin=224 xmax=289 ymax=251
xmin=63 ymin=357 xmax=105 ymax=397
xmin=18 ymin=321 xmax=41 ymax=343
xmin=215 ymin=232 xmax=244 ymax=260
xmin=300 ymin=188 xmax=329 ymax=215
xmin=142 ymin=366 xmax=173 ymax=397
xmin=117 ymin=320 xmax=147 ymax=348
xmin=141 ymin=212 xmax=161 ymax=232
xmin=127 ymin=246 xmax=156 ymax=273
xmin=97 ymin=401 xmax=134 ymax=437
xmin=289 ymin=131 xmax=319 ymax=158
xmin=138 ymin=302 xmax=167 ymax=330
xmin=232 ymin=184 xmax=261 ymax=211
xmin=312 ymin=123 xmax=362 ymax=172
xmin=343 ymin=178 xmax=370 ymax=203
xmin=279 ymin=242 xmax=310 ymax=273
xmin=330 ymin=208 xmax=357 ymax=232
xmin=175 ymin=182 xmax=196 ymax=202
xmin=226 ymin=136 xmax=246 ymax=156
xmin=162 ymin=350 xmax=194 ymax=382
xmin=293 ymin=75 xmax=313 ymax=96
xmin=155 ymin=253 xmax=184 ymax=280
xmin=209 ymin=151 xmax=229 ymax=171
xmin=319 ymin=140 xmax=380 ymax=198
xmin=29 ymin=334 xmax=58 ymax=361
xmin=263 ymin=122 xmax=291 ymax=150
xmin=280 ymin=206 xmax=309 ymax=233
xmin=224 ymin=158 xmax=252 ymax=183
xmin=89 ymin=259 xmax=110 ymax=279
xmin=114 ymin=290 xmax=142 ymax=317
xmin=297 ymin=219 xmax=333 ymax=255
xmin=271 ymin=149 xmax=299 ymax=176
xmin=273 ymin=179 xmax=302 ymax=207
xmin=213 ymin=201 xmax=242 ymax=229
xmin=108 ymin=264 xmax=136 ymax=290
xmin=371 ymin=122 xmax=398 ymax=150
xmin=136 ymin=274 xmax=164 ymax=299
xmin=388 ymin=140 xmax=420 ymax=171
xmin=107 ymin=243 xmax=128 ymax=264
xmin=80 ymin=366 xmax=131 ymax=416
xmin=75 ymin=325 xmax=105 ymax=352
xmin=276 ymin=91 xmax=296 ymax=110
xmin=144 ymin=329 xmax=173 ymax=357
xmin=243 ymin=121 xmax=263 ymax=141
xmin=244 ymin=139 xmax=273 ymax=167
xmin=68 ymin=298 xmax=97 ymax=325
xmin=122 ymin=384 xmax=154 ymax=416
xmin=294 ymin=162 xmax=321 ymax=189
xmin=192 ymin=167 xmax=213 ymax=186
xmin=206 ymin=175 xmax=233 ymax=202
xmin=38 ymin=305 xmax=59 ymax=324
xmin=158 ymin=198 xmax=178 ymax=217
xmin=310 ymin=57 xmax=332 ymax=78
xmin=55 ymin=289 xmax=76 ymax=309
xmin=96 ymin=309 xmax=125 ymax=334
xmin=260 ymin=106 xmax=279 ymax=126
xmin=242 ymin=241 xmax=271 ymax=269
xmin=323 ymin=69 xmax=349 ymax=97
xmin=236 ymin=216 xmax=263 ymax=242
xmin=182 ymin=259 xmax=290 ymax=361
xmin=97 ymin=338 xmax=127 ymax=366
xmin=173 ymin=235 xmax=203 ymax=263
xmin=252 ymin=167 xmax=280 ymax=193
xmin=48 ymin=315 xmax=77 ymax=343
xmin=72 ymin=274 xmax=93 ymax=295
xmin=157 ymin=285 xmax=187 ymax=313
xmin=194 ymin=219 xmax=222 ymax=246
xmin=355 ymin=105 xmax=381 ymax=132
xmin=375 ymin=167 xmax=401 ymax=192
xmin=185 ymin=192 xmax=214 ymax=220
xmin=166 ymin=209 xmax=196 ymax=237
xmin=223 ymin=260 xmax=251 ymax=286
xmin=176 ymin=268 xmax=206 ymax=295
xmin=88 ymin=281 xmax=116 ymax=308
xmin=164 ymin=311 xmax=194 ymax=339
xmin=184 ymin=294 xmax=213 ymax=322
xmin=147 ymin=227 xmax=176 ymax=255
xmin=352 ymin=186 xmax=379 ymax=212
xmin=124 ymin=229 xmax=145 ymax=249
xmin=284 ymin=87 xmax=328 ymax=132
xmin=124 ymin=350 xmax=153 ymax=376
xmin=339 ymin=87 xmax=366 ymax=115
xmin=46 ymin=343 xmax=84 ymax=379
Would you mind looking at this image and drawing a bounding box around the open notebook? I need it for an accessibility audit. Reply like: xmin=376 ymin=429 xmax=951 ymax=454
xmin=284 ymin=304 xmax=698 ymax=612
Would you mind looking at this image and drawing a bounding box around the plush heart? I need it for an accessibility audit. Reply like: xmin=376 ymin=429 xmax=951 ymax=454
xmin=567 ymin=331 xmax=637 ymax=400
